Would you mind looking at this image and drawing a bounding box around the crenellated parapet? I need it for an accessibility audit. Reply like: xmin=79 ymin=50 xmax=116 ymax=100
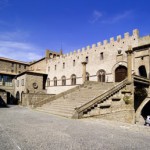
xmin=49 ymin=29 xmax=139 ymax=62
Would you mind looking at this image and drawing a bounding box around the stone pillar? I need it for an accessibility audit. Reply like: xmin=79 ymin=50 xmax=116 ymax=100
xmin=126 ymin=45 xmax=133 ymax=83
xmin=82 ymin=61 xmax=87 ymax=83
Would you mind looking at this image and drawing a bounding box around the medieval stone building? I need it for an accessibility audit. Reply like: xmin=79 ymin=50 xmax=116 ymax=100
xmin=0 ymin=29 xmax=150 ymax=125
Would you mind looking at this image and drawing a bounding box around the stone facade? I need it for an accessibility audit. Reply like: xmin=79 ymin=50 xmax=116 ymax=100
xmin=46 ymin=29 xmax=150 ymax=94
xmin=14 ymin=71 xmax=47 ymax=103
xmin=1 ymin=29 xmax=150 ymax=124
xmin=0 ymin=57 xmax=29 ymax=74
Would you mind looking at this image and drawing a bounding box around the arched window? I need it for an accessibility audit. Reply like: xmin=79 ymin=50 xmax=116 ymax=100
xmin=47 ymin=78 xmax=50 ymax=87
xmin=139 ymin=65 xmax=147 ymax=78
xmin=54 ymin=77 xmax=57 ymax=86
xmin=62 ymin=76 xmax=66 ymax=86
xmin=71 ymin=74 xmax=76 ymax=85
xmin=97 ymin=69 xmax=106 ymax=82
xmin=86 ymin=72 xmax=90 ymax=81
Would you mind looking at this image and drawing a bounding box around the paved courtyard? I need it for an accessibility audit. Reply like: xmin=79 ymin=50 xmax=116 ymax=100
xmin=0 ymin=106 xmax=150 ymax=150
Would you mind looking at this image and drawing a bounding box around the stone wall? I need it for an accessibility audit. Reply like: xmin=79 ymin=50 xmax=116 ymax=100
xmin=29 ymin=58 xmax=47 ymax=72
xmin=14 ymin=73 xmax=45 ymax=102
xmin=46 ymin=29 xmax=139 ymax=94
xmin=134 ymin=48 xmax=150 ymax=78
xmin=22 ymin=93 xmax=54 ymax=107
xmin=95 ymin=108 xmax=135 ymax=124
xmin=0 ymin=59 xmax=28 ymax=74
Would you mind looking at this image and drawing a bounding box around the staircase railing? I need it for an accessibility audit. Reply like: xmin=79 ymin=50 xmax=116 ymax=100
xmin=73 ymin=78 xmax=128 ymax=119
xmin=133 ymin=75 xmax=150 ymax=85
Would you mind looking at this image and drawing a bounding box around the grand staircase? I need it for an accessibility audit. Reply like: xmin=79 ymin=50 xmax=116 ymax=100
xmin=36 ymin=80 xmax=129 ymax=118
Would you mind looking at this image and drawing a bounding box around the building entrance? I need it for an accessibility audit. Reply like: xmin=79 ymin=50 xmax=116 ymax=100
xmin=115 ymin=66 xmax=127 ymax=82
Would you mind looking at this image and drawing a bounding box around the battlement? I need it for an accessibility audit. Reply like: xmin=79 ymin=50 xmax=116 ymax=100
xmin=50 ymin=29 xmax=140 ymax=62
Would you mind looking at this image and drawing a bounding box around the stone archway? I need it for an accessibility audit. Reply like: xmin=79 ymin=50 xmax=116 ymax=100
xmin=62 ymin=76 xmax=66 ymax=86
xmin=16 ymin=91 xmax=20 ymax=104
xmin=135 ymin=98 xmax=150 ymax=124
xmin=97 ymin=70 xmax=105 ymax=82
xmin=115 ymin=66 xmax=127 ymax=82
xmin=71 ymin=74 xmax=76 ymax=85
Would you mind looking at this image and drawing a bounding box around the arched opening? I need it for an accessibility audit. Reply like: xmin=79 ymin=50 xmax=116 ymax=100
xmin=47 ymin=78 xmax=50 ymax=87
xmin=71 ymin=74 xmax=76 ymax=85
xmin=53 ymin=77 xmax=57 ymax=86
xmin=16 ymin=91 xmax=20 ymax=104
xmin=0 ymin=89 xmax=7 ymax=107
xmin=139 ymin=65 xmax=147 ymax=78
xmin=20 ymin=91 xmax=24 ymax=104
xmin=86 ymin=72 xmax=90 ymax=81
xmin=115 ymin=66 xmax=127 ymax=82
xmin=62 ymin=76 xmax=66 ymax=86
xmin=97 ymin=69 xmax=105 ymax=82
xmin=141 ymin=100 xmax=150 ymax=120
xmin=134 ymin=87 xmax=148 ymax=111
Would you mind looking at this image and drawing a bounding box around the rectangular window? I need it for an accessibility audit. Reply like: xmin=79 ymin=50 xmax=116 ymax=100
xmin=24 ymin=65 xmax=26 ymax=69
xmin=48 ymin=67 xmax=50 ymax=72
xmin=0 ymin=75 xmax=2 ymax=82
xmin=19 ymin=64 xmax=21 ymax=68
xmin=17 ymin=80 xmax=19 ymax=87
xmin=86 ymin=56 xmax=88 ymax=63
xmin=55 ymin=65 xmax=57 ymax=70
xmin=63 ymin=63 xmax=65 ymax=69
xmin=21 ymin=79 xmax=24 ymax=86
xmin=73 ymin=60 xmax=75 ymax=66
xmin=100 ymin=52 xmax=104 ymax=60
xmin=12 ymin=63 xmax=14 ymax=67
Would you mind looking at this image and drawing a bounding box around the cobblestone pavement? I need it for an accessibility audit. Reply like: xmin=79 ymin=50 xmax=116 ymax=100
xmin=0 ymin=105 xmax=150 ymax=150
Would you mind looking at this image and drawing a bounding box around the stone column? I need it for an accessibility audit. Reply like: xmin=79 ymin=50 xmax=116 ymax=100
xmin=126 ymin=45 xmax=133 ymax=83
xmin=82 ymin=61 xmax=87 ymax=83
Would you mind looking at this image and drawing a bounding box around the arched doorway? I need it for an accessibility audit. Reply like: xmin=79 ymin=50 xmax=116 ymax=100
xmin=53 ymin=77 xmax=57 ymax=86
xmin=141 ymin=100 xmax=150 ymax=120
xmin=16 ymin=91 xmax=20 ymax=104
xmin=97 ymin=70 xmax=105 ymax=82
xmin=139 ymin=65 xmax=147 ymax=78
xmin=62 ymin=76 xmax=66 ymax=86
xmin=71 ymin=74 xmax=76 ymax=85
xmin=115 ymin=66 xmax=127 ymax=82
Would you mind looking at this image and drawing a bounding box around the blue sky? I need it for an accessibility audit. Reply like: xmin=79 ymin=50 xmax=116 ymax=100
xmin=0 ymin=0 xmax=150 ymax=62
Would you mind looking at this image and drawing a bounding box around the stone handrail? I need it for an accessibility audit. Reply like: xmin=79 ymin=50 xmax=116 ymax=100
xmin=133 ymin=75 xmax=150 ymax=84
xmin=73 ymin=78 xmax=128 ymax=118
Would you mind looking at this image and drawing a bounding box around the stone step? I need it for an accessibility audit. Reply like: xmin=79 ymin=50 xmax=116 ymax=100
xmin=42 ymin=105 xmax=76 ymax=110
xmin=36 ymin=108 xmax=73 ymax=118
xmin=39 ymin=82 xmax=117 ymax=119
xmin=38 ymin=107 xmax=75 ymax=113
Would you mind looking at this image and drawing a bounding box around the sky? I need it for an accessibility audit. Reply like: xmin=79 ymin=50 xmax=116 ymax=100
xmin=0 ymin=0 xmax=150 ymax=62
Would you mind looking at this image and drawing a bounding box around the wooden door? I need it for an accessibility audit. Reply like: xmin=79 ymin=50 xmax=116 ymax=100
xmin=115 ymin=66 xmax=127 ymax=82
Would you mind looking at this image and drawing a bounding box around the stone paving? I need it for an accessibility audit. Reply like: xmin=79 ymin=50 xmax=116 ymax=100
xmin=0 ymin=105 xmax=150 ymax=150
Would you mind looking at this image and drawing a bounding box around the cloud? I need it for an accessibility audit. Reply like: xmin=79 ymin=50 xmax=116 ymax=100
xmin=89 ymin=10 xmax=102 ymax=24
xmin=0 ymin=30 xmax=30 ymax=41
xmin=102 ymin=10 xmax=132 ymax=24
xmin=0 ymin=41 xmax=42 ymax=62
xmin=0 ymin=30 xmax=43 ymax=62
